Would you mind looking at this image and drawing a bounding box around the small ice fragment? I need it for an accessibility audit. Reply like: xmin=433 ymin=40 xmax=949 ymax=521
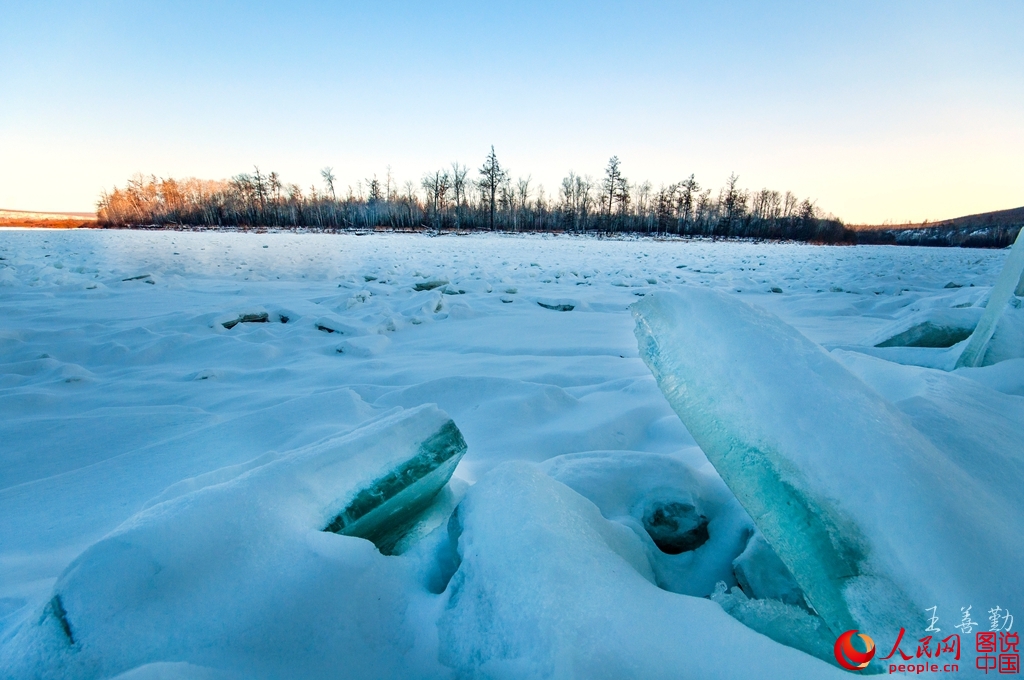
xmin=536 ymin=298 xmax=575 ymax=311
xmin=221 ymin=312 xmax=269 ymax=329
xmin=313 ymin=315 xmax=359 ymax=335
xmin=711 ymin=583 xmax=837 ymax=667
xmin=414 ymin=279 xmax=448 ymax=291
xmin=733 ymin=532 xmax=807 ymax=608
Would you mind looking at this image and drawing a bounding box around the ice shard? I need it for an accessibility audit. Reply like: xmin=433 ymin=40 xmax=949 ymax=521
xmin=955 ymin=226 xmax=1024 ymax=368
xmin=323 ymin=417 xmax=467 ymax=553
xmin=279 ymin=402 xmax=466 ymax=552
xmin=632 ymin=289 xmax=1024 ymax=645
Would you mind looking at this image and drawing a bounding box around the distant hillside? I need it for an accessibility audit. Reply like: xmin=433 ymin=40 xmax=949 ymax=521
xmin=0 ymin=210 xmax=97 ymax=229
xmin=851 ymin=206 xmax=1024 ymax=248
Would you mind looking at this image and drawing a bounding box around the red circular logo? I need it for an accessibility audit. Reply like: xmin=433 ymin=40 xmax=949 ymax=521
xmin=834 ymin=630 xmax=876 ymax=671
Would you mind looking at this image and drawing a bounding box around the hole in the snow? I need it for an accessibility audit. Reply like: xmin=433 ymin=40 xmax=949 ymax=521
xmin=643 ymin=500 xmax=710 ymax=554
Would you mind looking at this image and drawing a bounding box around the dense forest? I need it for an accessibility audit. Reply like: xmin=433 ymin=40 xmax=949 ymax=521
xmin=98 ymin=148 xmax=853 ymax=243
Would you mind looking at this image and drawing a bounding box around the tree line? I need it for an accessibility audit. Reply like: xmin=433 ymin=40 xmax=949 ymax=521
xmin=97 ymin=147 xmax=852 ymax=243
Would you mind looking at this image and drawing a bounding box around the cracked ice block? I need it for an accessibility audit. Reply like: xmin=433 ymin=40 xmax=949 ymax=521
xmin=324 ymin=418 xmax=467 ymax=553
xmin=632 ymin=289 xmax=1024 ymax=644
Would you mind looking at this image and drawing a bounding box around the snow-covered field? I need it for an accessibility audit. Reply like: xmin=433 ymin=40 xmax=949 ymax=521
xmin=1 ymin=229 xmax=1022 ymax=679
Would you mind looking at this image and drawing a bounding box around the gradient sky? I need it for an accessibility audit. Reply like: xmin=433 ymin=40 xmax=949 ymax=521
xmin=1 ymin=0 xmax=1022 ymax=223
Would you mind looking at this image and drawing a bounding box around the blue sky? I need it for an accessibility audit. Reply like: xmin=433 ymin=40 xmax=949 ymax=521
xmin=1 ymin=0 xmax=1021 ymax=222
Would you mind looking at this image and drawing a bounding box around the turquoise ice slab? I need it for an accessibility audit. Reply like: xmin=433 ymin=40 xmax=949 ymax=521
xmin=632 ymin=289 xmax=1023 ymax=649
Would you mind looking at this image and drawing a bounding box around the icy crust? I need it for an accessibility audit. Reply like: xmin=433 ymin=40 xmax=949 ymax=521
xmin=0 ymin=405 xmax=463 ymax=680
xmin=438 ymin=462 xmax=847 ymax=679
xmin=631 ymin=289 xmax=1024 ymax=642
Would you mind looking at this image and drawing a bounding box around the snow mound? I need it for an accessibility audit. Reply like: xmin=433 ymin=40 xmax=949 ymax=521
xmin=438 ymin=461 xmax=845 ymax=679
xmin=539 ymin=450 xmax=839 ymax=666
xmin=337 ymin=334 xmax=391 ymax=358
xmin=541 ymin=450 xmax=752 ymax=598
xmin=0 ymin=405 xmax=464 ymax=680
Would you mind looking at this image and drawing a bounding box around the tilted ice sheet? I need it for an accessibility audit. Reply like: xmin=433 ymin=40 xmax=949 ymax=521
xmin=956 ymin=226 xmax=1024 ymax=368
xmin=631 ymin=289 xmax=1024 ymax=644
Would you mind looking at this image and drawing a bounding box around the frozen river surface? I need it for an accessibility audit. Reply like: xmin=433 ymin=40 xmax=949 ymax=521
xmin=0 ymin=229 xmax=1021 ymax=679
